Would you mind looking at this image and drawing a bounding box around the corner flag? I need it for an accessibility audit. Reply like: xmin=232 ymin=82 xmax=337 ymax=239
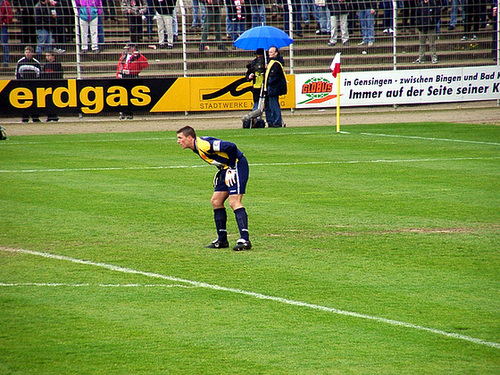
xmin=330 ymin=52 xmax=341 ymax=132
xmin=330 ymin=52 xmax=341 ymax=78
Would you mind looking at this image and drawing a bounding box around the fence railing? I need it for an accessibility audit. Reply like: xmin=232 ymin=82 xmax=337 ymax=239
xmin=1 ymin=0 xmax=498 ymax=80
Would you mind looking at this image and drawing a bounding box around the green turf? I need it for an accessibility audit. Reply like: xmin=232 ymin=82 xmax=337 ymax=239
xmin=1 ymin=123 xmax=499 ymax=374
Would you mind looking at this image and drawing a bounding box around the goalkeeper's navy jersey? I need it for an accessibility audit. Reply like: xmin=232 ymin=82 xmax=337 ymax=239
xmin=193 ymin=136 xmax=244 ymax=169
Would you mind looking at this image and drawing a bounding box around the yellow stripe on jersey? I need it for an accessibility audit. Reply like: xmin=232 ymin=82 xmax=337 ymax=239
xmin=196 ymin=137 xmax=230 ymax=168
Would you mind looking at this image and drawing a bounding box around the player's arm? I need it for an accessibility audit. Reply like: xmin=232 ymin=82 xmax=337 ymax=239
xmin=217 ymin=141 xmax=239 ymax=167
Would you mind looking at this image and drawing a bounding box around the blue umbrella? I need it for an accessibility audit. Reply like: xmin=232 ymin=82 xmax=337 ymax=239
xmin=233 ymin=26 xmax=294 ymax=51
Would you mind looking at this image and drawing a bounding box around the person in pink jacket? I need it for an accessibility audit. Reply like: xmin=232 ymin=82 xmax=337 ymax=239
xmin=75 ymin=0 xmax=102 ymax=53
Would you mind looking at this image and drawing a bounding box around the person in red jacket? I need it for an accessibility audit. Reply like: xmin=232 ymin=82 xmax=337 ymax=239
xmin=0 ymin=0 xmax=14 ymax=67
xmin=116 ymin=42 xmax=148 ymax=120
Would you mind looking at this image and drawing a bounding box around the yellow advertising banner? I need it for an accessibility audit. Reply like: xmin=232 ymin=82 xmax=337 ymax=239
xmin=0 ymin=76 xmax=296 ymax=115
xmin=151 ymin=76 xmax=296 ymax=112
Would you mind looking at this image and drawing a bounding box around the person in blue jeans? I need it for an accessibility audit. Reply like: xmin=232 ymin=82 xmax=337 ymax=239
xmin=190 ymin=0 xmax=206 ymax=29
xmin=357 ymin=0 xmax=376 ymax=46
xmin=34 ymin=0 xmax=54 ymax=54
xmin=448 ymin=0 xmax=463 ymax=29
xmin=264 ymin=46 xmax=287 ymax=127
xmin=0 ymin=0 xmax=13 ymax=67
xmin=250 ymin=0 xmax=266 ymax=27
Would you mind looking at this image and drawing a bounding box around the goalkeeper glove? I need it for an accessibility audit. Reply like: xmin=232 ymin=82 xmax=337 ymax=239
xmin=224 ymin=168 xmax=237 ymax=187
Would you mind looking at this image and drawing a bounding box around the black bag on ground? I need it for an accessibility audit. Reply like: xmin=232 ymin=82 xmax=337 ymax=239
xmin=0 ymin=126 xmax=7 ymax=140
xmin=242 ymin=117 xmax=266 ymax=129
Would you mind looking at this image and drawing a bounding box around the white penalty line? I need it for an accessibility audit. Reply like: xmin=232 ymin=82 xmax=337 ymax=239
xmin=2 ymin=247 xmax=499 ymax=350
xmin=1 ymin=156 xmax=499 ymax=174
xmin=358 ymin=132 xmax=500 ymax=146
xmin=0 ymin=282 xmax=194 ymax=288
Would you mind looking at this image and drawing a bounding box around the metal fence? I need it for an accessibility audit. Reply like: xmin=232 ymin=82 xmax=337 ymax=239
xmin=1 ymin=0 xmax=498 ymax=80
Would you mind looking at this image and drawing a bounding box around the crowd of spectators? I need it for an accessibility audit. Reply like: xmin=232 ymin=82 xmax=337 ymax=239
xmin=0 ymin=0 xmax=497 ymax=65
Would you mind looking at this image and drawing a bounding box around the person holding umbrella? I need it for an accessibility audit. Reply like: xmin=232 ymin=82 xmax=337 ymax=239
xmin=264 ymin=46 xmax=287 ymax=128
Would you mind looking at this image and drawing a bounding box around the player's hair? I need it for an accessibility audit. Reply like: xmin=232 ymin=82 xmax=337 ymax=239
xmin=177 ymin=126 xmax=196 ymax=138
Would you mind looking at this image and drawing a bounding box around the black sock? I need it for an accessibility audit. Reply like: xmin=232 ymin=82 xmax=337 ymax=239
xmin=234 ymin=207 xmax=249 ymax=241
xmin=214 ymin=208 xmax=227 ymax=242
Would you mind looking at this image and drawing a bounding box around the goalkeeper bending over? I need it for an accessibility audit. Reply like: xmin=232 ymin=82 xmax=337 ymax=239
xmin=176 ymin=126 xmax=252 ymax=251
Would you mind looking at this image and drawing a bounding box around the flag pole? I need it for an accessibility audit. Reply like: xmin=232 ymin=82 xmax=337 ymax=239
xmin=330 ymin=52 xmax=341 ymax=133
xmin=336 ymin=72 xmax=340 ymax=133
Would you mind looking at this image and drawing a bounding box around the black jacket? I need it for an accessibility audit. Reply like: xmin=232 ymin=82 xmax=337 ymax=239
xmin=415 ymin=0 xmax=442 ymax=31
xmin=151 ymin=0 xmax=176 ymax=16
xmin=16 ymin=57 xmax=41 ymax=80
xmin=354 ymin=0 xmax=376 ymax=11
xmin=34 ymin=0 xmax=54 ymax=29
xmin=265 ymin=55 xmax=287 ymax=97
xmin=42 ymin=61 xmax=64 ymax=79
xmin=327 ymin=0 xmax=351 ymax=14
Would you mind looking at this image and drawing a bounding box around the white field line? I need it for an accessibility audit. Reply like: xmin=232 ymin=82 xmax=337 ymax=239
xmin=1 ymin=247 xmax=499 ymax=350
xmin=358 ymin=132 xmax=500 ymax=146
xmin=2 ymin=131 xmax=498 ymax=146
xmin=0 ymin=156 xmax=499 ymax=174
xmin=0 ymin=282 xmax=194 ymax=288
xmin=0 ymin=133 xmax=321 ymax=146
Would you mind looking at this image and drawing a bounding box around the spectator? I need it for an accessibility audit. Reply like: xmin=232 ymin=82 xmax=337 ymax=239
xmin=414 ymin=0 xmax=441 ymax=64
xmin=103 ymin=0 xmax=117 ymax=20
xmin=461 ymin=0 xmax=482 ymax=40
xmin=42 ymin=51 xmax=63 ymax=121
xmin=448 ymin=0 xmax=463 ymax=30
xmin=400 ymin=0 xmax=417 ymax=33
xmin=51 ymin=0 xmax=66 ymax=54
xmin=278 ymin=0 xmax=303 ymax=37
xmin=34 ymin=0 xmax=55 ymax=54
xmin=151 ymin=0 xmax=176 ymax=49
xmin=116 ymin=42 xmax=148 ymax=120
xmin=13 ymin=0 xmax=37 ymax=45
xmin=380 ymin=0 xmax=394 ymax=34
xmin=57 ymin=0 xmax=74 ymax=44
xmin=97 ymin=4 xmax=105 ymax=46
xmin=0 ymin=0 xmax=13 ymax=67
xmin=264 ymin=46 xmax=287 ymax=128
xmin=314 ymin=0 xmax=330 ymax=35
xmin=199 ymin=0 xmax=227 ymax=51
xmin=327 ymin=0 xmax=350 ymax=46
xmin=121 ymin=0 xmax=147 ymax=43
xmin=489 ymin=0 xmax=497 ymax=60
xmin=249 ymin=0 xmax=266 ymax=27
xmin=190 ymin=0 xmax=206 ymax=30
xmin=144 ymin=0 xmax=154 ymax=41
xmin=16 ymin=46 xmax=41 ymax=122
xmin=357 ymin=0 xmax=376 ymax=46
xmin=76 ymin=0 xmax=102 ymax=53
xmin=301 ymin=0 xmax=314 ymax=27
xmin=225 ymin=0 xmax=245 ymax=42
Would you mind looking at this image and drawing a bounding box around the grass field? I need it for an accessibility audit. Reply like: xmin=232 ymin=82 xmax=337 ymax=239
xmin=1 ymin=122 xmax=499 ymax=374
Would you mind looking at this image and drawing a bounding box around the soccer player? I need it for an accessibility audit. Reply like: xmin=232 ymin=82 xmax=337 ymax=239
xmin=176 ymin=126 xmax=252 ymax=251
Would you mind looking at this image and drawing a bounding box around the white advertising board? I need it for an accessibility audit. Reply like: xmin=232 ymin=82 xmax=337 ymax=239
xmin=295 ymin=66 xmax=500 ymax=108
